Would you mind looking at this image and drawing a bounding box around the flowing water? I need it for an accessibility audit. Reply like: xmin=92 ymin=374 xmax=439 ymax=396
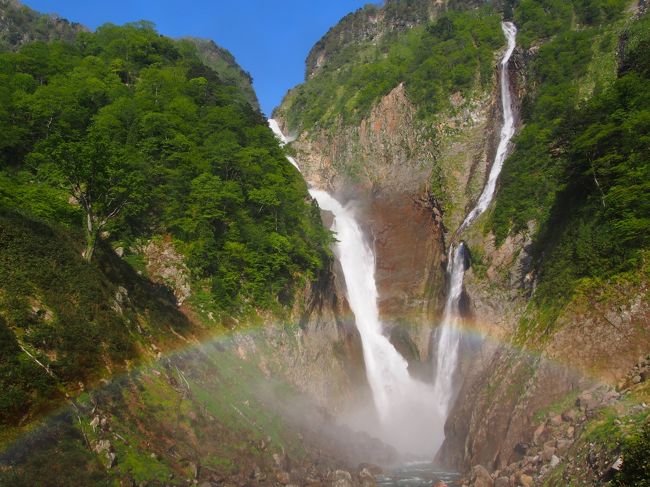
xmin=459 ymin=21 xmax=518 ymax=233
xmin=429 ymin=20 xmax=518 ymax=447
xmin=377 ymin=462 xmax=461 ymax=487
xmin=431 ymin=243 xmax=466 ymax=421
xmin=268 ymin=120 xmax=440 ymax=454
xmin=307 ymin=189 xmax=440 ymax=455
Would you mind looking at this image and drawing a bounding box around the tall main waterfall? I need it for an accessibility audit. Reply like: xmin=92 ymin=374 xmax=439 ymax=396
xmin=431 ymin=21 xmax=517 ymax=430
xmin=268 ymin=121 xmax=441 ymax=455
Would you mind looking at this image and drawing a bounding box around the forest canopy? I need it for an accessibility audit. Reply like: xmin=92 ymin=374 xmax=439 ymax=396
xmin=0 ymin=21 xmax=330 ymax=313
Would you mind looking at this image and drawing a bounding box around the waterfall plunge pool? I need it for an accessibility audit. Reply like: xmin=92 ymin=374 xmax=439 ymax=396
xmin=376 ymin=462 xmax=460 ymax=486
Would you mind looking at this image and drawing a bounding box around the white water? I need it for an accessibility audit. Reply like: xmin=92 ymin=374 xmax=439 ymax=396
xmin=431 ymin=21 xmax=518 ymax=443
xmin=268 ymin=119 xmax=301 ymax=172
xmin=431 ymin=244 xmax=466 ymax=420
xmin=269 ymin=119 xmax=441 ymax=455
xmin=309 ymin=190 xmax=440 ymax=454
xmin=459 ymin=21 xmax=517 ymax=232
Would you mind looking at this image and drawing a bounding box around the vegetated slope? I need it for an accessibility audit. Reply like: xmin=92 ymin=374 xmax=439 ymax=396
xmin=0 ymin=0 xmax=85 ymax=50
xmin=181 ymin=37 xmax=260 ymax=111
xmin=0 ymin=207 xmax=192 ymax=434
xmin=279 ymin=2 xmax=503 ymax=131
xmin=0 ymin=9 xmax=336 ymax=480
xmin=0 ymin=20 xmax=330 ymax=316
xmin=489 ymin=1 xmax=649 ymax=317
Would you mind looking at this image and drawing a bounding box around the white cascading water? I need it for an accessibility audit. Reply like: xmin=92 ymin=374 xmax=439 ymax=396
xmin=431 ymin=21 xmax=517 ymax=432
xmin=268 ymin=118 xmax=301 ymax=172
xmin=459 ymin=21 xmax=517 ymax=233
xmin=431 ymin=243 xmax=466 ymax=420
xmin=268 ymin=119 xmax=441 ymax=455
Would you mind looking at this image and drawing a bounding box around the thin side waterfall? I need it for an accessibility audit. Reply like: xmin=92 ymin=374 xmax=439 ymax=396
xmin=431 ymin=243 xmax=466 ymax=420
xmin=268 ymin=120 xmax=441 ymax=455
xmin=431 ymin=21 xmax=517 ymax=436
xmin=459 ymin=21 xmax=518 ymax=233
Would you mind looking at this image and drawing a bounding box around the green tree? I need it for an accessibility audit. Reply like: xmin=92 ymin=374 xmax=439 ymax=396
xmin=41 ymin=133 xmax=144 ymax=261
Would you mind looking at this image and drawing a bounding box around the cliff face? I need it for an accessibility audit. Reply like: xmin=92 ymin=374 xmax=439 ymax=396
xmin=276 ymin=38 xmax=505 ymax=365
xmin=305 ymin=1 xmax=442 ymax=79
xmin=439 ymin=225 xmax=650 ymax=473
xmin=0 ymin=0 xmax=86 ymax=50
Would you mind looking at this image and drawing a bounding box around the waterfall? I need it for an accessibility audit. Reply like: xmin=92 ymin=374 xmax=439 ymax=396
xmin=459 ymin=21 xmax=518 ymax=233
xmin=431 ymin=243 xmax=466 ymax=420
xmin=269 ymin=120 xmax=441 ymax=455
xmin=268 ymin=119 xmax=301 ymax=172
xmin=431 ymin=22 xmax=517 ymax=436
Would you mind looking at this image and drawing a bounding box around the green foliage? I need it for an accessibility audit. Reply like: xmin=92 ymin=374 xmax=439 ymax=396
xmin=0 ymin=20 xmax=330 ymax=311
xmin=514 ymin=0 xmax=626 ymax=48
xmin=283 ymin=7 xmax=503 ymax=130
xmin=0 ymin=207 xmax=192 ymax=425
xmin=490 ymin=9 xmax=649 ymax=308
xmin=179 ymin=37 xmax=259 ymax=111
xmin=616 ymin=420 xmax=650 ymax=486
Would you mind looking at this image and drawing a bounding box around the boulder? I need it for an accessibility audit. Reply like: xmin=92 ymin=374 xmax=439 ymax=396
xmin=550 ymin=455 xmax=561 ymax=468
xmin=561 ymin=409 xmax=578 ymax=422
xmin=332 ymin=470 xmax=354 ymax=487
xmin=359 ymin=467 xmax=377 ymax=487
xmin=276 ymin=471 xmax=291 ymax=485
xmin=556 ymin=439 xmax=572 ymax=456
xmin=519 ymin=474 xmax=534 ymax=487
xmin=471 ymin=465 xmax=493 ymax=487
xmin=576 ymin=392 xmax=597 ymax=412
xmin=542 ymin=444 xmax=556 ymax=462
xmin=495 ymin=476 xmax=510 ymax=487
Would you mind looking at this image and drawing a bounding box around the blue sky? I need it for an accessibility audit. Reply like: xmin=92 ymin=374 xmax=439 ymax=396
xmin=23 ymin=0 xmax=379 ymax=115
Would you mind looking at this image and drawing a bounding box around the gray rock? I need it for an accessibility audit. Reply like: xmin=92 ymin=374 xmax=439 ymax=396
xmin=107 ymin=452 xmax=117 ymax=468
xmin=632 ymin=375 xmax=642 ymax=384
xmin=495 ymin=476 xmax=510 ymax=487
xmin=550 ymin=455 xmax=561 ymax=468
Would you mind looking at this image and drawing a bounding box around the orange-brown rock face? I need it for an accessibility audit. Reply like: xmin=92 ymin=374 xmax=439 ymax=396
xmin=366 ymin=191 xmax=445 ymax=325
